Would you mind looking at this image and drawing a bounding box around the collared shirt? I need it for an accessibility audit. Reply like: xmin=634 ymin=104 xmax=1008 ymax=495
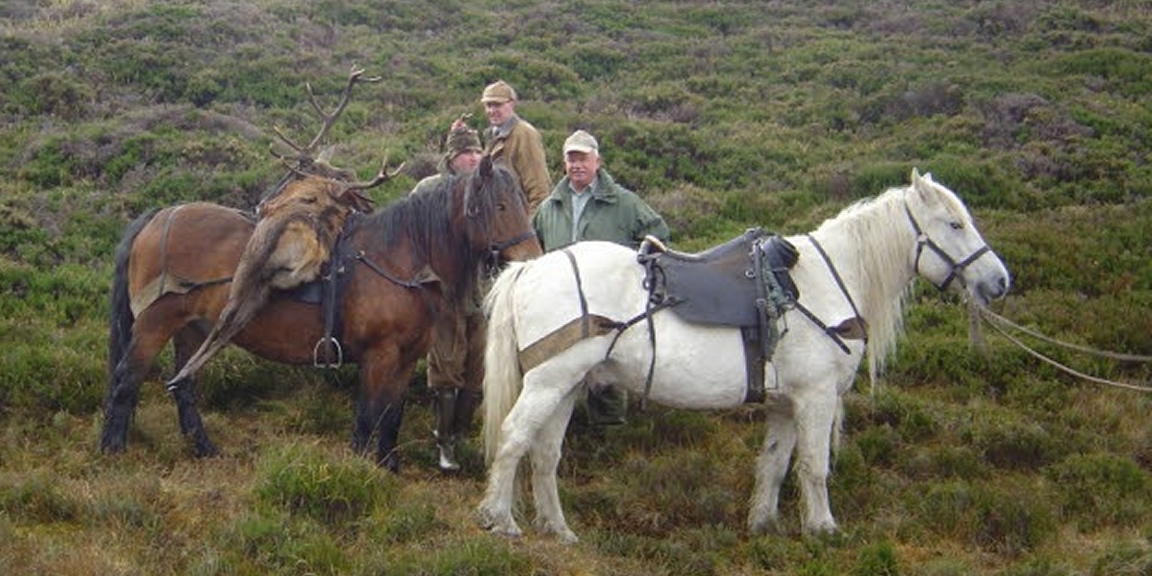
xmin=569 ymin=176 xmax=599 ymax=242
xmin=487 ymin=115 xmax=518 ymax=142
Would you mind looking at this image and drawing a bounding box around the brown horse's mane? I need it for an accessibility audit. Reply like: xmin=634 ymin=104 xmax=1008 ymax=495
xmin=346 ymin=166 xmax=513 ymax=304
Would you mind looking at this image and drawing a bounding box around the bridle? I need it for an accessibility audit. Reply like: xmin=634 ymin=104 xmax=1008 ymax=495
xmin=484 ymin=229 xmax=537 ymax=278
xmin=903 ymin=202 xmax=992 ymax=292
xmin=466 ymin=181 xmax=538 ymax=277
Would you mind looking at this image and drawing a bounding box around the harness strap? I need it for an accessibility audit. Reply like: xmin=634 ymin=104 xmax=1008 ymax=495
xmin=354 ymin=250 xmax=436 ymax=288
xmin=561 ymin=248 xmax=590 ymax=338
xmin=796 ymin=234 xmax=866 ymax=354
xmin=313 ymin=258 xmax=344 ymax=368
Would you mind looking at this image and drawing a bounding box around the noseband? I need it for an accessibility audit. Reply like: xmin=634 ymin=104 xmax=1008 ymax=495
xmin=903 ymin=202 xmax=992 ymax=292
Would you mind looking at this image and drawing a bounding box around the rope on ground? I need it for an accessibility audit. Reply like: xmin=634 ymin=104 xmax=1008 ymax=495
xmin=973 ymin=304 xmax=1152 ymax=393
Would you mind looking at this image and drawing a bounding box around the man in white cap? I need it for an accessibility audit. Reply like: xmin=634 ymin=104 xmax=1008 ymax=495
xmin=480 ymin=80 xmax=551 ymax=211
xmin=533 ymin=129 xmax=670 ymax=426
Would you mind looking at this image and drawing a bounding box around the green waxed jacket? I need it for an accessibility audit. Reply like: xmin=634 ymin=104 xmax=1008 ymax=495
xmin=533 ymin=169 xmax=670 ymax=252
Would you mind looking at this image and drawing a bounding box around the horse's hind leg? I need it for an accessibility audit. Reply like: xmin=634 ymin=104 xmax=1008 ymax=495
xmin=529 ymin=387 xmax=580 ymax=543
xmin=171 ymin=325 xmax=217 ymax=457
xmin=748 ymin=392 xmax=797 ymax=534
xmin=102 ymin=310 xmax=179 ymax=453
xmin=478 ymin=356 xmax=589 ymax=541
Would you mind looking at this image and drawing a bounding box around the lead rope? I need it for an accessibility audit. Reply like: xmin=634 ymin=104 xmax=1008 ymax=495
xmin=976 ymin=304 xmax=1152 ymax=392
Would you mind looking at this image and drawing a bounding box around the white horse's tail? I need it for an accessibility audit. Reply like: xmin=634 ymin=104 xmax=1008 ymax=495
xmin=482 ymin=261 xmax=528 ymax=466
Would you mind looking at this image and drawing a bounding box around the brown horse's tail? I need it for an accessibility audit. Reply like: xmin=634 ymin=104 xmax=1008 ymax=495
xmin=108 ymin=208 xmax=160 ymax=380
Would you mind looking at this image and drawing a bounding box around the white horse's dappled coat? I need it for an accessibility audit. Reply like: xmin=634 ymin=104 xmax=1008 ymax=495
xmin=478 ymin=170 xmax=1011 ymax=542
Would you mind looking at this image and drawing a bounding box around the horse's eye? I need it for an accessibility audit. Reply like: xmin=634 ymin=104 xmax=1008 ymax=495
xmin=949 ymin=221 xmax=963 ymax=230
xmin=497 ymin=202 xmax=507 ymax=212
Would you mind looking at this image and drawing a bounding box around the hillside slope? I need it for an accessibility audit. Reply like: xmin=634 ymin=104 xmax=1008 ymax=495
xmin=1 ymin=1 xmax=1150 ymax=574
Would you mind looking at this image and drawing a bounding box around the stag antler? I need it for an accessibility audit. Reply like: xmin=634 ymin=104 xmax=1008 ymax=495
xmin=276 ymin=152 xmax=405 ymax=214
xmin=335 ymin=152 xmax=406 ymax=213
xmin=272 ymin=64 xmax=382 ymax=162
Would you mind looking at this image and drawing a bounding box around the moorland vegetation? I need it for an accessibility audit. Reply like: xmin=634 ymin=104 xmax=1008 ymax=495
xmin=1 ymin=0 xmax=1150 ymax=574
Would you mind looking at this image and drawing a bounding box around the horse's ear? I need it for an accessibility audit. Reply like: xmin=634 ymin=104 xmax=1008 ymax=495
xmin=479 ymin=155 xmax=494 ymax=180
xmin=911 ymin=168 xmax=936 ymax=198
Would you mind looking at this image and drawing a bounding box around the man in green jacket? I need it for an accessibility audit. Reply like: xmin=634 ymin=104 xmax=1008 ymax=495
xmin=480 ymin=80 xmax=551 ymax=211
xmin=533 ymin=129 xmax=671 ymax=426
xmin=411 ymin=123 xmax=485 ymax=471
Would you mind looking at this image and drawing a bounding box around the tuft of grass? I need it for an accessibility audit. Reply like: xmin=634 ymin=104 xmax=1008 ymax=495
xmin=1046 ymin=453 xmax=1152 ymax=530
xmin=252 ymin=441 xmax=399 ymax=527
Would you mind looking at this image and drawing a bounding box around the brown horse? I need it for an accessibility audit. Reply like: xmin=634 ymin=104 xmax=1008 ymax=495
xmin=102 ymin=157 xmax=541 ymax=470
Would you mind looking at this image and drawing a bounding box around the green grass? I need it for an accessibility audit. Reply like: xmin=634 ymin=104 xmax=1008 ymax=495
xmin=2 ymin=0 xmax=1152 ymax=574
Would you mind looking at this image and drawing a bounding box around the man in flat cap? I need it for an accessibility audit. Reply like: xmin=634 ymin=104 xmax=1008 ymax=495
xmin=534 ymin=129 xmax=671 ymax=427
xmin=481 ymin=80 xmax=551 ymax=211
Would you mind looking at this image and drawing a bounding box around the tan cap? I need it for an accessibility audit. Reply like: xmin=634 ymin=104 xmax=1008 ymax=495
xmin=563 ymin=130 xmax=599 ymax=155
xmin=481 ymin=80 xmax=517 ymax=104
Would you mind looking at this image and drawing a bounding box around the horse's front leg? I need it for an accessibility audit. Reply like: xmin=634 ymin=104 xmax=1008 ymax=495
xmin=748 ymin=392 xmax=797 ymax=534
xmin=355 ymin=352 xmax=412 ymax=473
xmin=792 ymin=385 xmax=841 ymax=534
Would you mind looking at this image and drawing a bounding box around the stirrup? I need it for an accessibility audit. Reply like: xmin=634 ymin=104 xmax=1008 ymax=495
xmin=313 ymin=337 xmax=343 ymax=368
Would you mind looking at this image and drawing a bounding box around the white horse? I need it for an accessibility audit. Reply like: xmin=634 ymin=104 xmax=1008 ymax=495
xmin=477 ymin=169 xmax=1010 ymax=542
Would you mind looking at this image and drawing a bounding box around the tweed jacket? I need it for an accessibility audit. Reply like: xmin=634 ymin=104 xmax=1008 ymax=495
xmin=486 ymin=115 xmax=550 ymax=211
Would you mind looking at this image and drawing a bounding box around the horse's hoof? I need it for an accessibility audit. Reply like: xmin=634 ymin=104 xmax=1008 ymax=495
xmin=99 ymin=429 xmax=127 ymax=453
xmin=748 ymin=516 xmax=783 ymax=536
xmin=99 ymin=440 xmax=125 ymax=454
xmin=491 ymin=524 xmax=523 ymax=539
xmin=475 ymin=504 xmax=521 ymax=538
xmin=534 ymin=518 xmax=579 ymax=544
xmin=380 ymin=453 xmax=401 ymax=474
xmin=802 ymin=520 xmax=839 ymax=537
xmin=474 ymin=505 xmax=497 ymax=529
xmin=194 ymin=441 xmax=219 ymax=458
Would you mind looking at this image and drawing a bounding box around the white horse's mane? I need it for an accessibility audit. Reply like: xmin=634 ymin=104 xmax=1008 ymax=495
xmin=813 ymin=181 xmax=930 ymax=386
